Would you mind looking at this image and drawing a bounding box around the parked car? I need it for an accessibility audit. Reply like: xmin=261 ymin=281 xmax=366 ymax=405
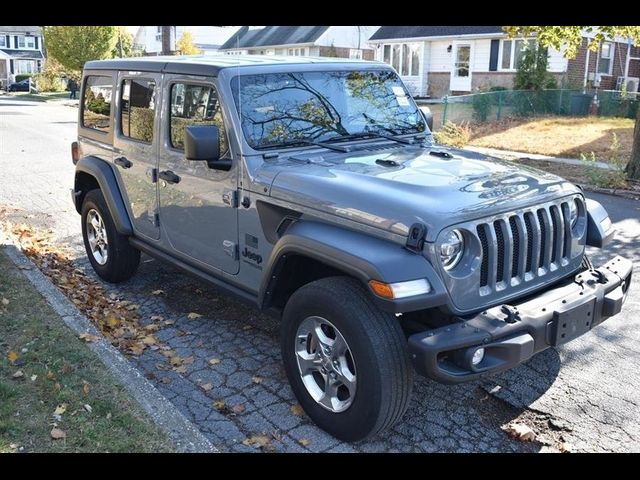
xmin=70 ymin=56 xmax=632 ymax=441
xmin=8 ymin=78 xmax=37 ymax=93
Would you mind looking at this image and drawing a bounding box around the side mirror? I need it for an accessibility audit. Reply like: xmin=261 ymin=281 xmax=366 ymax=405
xmin=184 ymin=125 xmax=230 ymax=170
xmin=421 ymin=107 xmax=433 ymax=132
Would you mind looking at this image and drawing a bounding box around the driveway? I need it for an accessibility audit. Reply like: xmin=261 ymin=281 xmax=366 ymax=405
xmin=1 ymin=96 xmax=639 ymax=452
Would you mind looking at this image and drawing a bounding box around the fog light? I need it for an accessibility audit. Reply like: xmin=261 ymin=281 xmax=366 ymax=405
xmin=471 ymin=347 xmax=485 ymax=366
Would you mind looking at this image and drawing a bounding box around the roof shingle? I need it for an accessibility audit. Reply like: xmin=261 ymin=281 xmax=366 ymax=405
xmin=369 ymin=26 xmax=503 ymax=41
xmin=220 ymin=26 xmax=329 ymax=50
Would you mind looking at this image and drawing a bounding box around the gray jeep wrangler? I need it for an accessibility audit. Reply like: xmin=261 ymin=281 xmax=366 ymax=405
xmin=71 ymin=55 xmax=632 ymax=441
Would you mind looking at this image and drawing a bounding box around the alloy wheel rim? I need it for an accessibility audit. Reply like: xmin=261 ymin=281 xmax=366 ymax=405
xmin=86 ymin=209 xmax=109 ymax=265
xmin=295 ymin=316 xmax=357 ymax=413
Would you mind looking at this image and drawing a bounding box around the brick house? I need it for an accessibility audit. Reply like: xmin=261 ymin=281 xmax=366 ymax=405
xmin=0 ymin=26 xmax=45 ymax=87
xmin=368 ymin=26 xmax=640 ymax=98
xmin=219 ymin=26 xmax=378 ymax=60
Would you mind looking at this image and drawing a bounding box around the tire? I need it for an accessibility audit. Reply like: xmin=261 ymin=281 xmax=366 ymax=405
xmin=281 ymin=276 xmax=414 ymax=441
xmin=81 ymin=189 xmax=140 ymax=283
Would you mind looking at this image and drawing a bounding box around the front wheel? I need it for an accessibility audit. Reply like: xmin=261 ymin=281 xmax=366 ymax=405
xmin=281 ymin=276 xmax=414 ymax=441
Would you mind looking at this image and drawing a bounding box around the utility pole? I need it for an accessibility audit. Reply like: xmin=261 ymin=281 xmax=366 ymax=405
xmin=162 ymin=26 xmax=172 ymax=55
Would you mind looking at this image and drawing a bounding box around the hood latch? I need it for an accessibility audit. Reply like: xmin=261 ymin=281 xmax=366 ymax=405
xmin=406 ymin=223 xmax=427 ymax=252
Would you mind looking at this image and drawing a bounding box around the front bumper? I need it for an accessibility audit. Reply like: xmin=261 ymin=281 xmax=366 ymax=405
xmin=408 ymin=255 xmax=632 ymax=384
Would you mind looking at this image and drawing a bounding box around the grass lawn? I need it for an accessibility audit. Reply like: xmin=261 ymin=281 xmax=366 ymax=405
xmin=5 ymin=91 xmax=73 ymax=102
xmin=468 ymin=116 xmax=634 ymax=162
xmin=0 ymin=247 xmax=174 ymax=453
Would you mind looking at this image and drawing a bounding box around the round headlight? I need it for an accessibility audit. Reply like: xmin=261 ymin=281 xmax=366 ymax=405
xmin=440 ymin=229 xmax=464 ymax=271
xmin=568 ymin=199 xmax=579 ymax=227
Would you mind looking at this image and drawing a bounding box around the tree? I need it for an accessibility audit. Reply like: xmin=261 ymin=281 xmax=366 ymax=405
xmin=161 ymin=26 xmax=172 ymax=55
xmin=513 ymin=44 xmax=556 ymax=91
xmin=176 ymin=31 xmax=202 ymax=55
xmin=43 ymin=26 xmax=118 ymax=74
xmin=112 ymin=27 xmax=141 ymax=58
xmin=503 ymin=26 xmax=640 ymax=180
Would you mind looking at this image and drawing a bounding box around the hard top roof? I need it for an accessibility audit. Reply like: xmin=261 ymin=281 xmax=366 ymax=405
xmin=84 ymin=54 xmax=378 ymax=75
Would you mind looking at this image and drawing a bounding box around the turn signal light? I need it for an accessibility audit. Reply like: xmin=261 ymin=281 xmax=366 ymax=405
xmin=369 ymin=280 xmax=395 ymax=299
xmin=369 ymin=279 xmax=432 ymax=300
xmin=71 ymin=141 xmax=81 ymax=164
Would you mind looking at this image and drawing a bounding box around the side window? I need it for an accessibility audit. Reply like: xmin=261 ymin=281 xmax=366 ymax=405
xmin=82 ymin=75 xmax=113 ymax=133
xmin=169 ymin=83 xmax=228 ymax=155
xmin=120 ymin=78 xmax=156 ymax=143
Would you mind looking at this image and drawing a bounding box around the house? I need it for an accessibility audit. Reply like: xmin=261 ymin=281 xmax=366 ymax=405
xmin=368 ymin=26 xmax=640 ymax=98
xmin=219 ymin=26 xmax=379 ymax=59
xmin=0 ymin=26 xmax=45 ymax=87
xmin=133 ymin=26 xmax=238 ymax=55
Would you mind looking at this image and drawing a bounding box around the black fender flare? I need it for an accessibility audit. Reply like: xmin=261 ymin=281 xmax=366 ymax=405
xmin=74 ymin=156 xmax=133 ymax=235
xmin=259 ymin=221 xmax=448 ymax=313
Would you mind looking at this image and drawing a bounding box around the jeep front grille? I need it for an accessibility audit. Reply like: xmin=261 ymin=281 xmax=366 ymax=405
xmin=477 ymin=201 xmax=574 ymax=293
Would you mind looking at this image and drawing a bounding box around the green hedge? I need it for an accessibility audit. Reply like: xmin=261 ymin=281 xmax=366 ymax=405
xmin=15 ymin=74 xmax=34 ymax=83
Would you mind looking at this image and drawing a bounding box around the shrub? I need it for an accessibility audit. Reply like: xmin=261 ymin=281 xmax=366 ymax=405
xmin=472 ymin=93 xmax=493 ymax=122
xmin=33 ymin=74 xmax=66 ymax=92
xmin=433 ymin=121 xmax=471 ymax=148
xmin=15 ymin=74 xmax=34 ymax=83
xmin=580 ymin=133 xmax=628 ymax=189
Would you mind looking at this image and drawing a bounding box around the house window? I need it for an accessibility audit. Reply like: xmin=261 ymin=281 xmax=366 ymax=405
xmin=17 ymin=36 xmax=25 ymax=48
xmin=25 ymin=36 xmax=35 ymax=49
xmin=499 ymin=38 xmax=536 ymax=70
xmin=15 ymin=60 xmax=37 ymax=74
xmin=169 ymin=83 xmax=227 ymax=154
xmin=0 ymin=37 xmax=5 ymax=48
xmin=349 ymin=49 xmax=362 ymax=59
xmin=120 ymin=78 xmax=156 ymax=143
xmin=598 ymin=42 xmax=613 ymax=74
xmin=82 ymin=76 xmax=113 ymax=133
xmin=382 ymin=43 xmax=421 ymax=76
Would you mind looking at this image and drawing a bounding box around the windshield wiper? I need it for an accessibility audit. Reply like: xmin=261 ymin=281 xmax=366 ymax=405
xmin=327 ymin=131 xmax=415 ymax=146
xmin=261 ymin=139 xmax=349 ymax=153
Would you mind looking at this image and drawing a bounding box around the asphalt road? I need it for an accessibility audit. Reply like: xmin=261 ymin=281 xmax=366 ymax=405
xmin=1 ymin=96 xmax=639 ymax=452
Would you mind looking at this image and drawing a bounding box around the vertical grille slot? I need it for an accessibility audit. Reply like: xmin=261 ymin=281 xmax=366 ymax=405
xmin=494 ymin=221 xmax=505 ymax=283
xmin=550 ymin=205 xmax=562 ymax=263
xmin=561 ymin=202 xmax=571 ymax=258
xmin=509 ymin=216 xmax=520 ymax=277
xmin=477 ymin=224 xmax=489 ymax=287
xmin=536 ymin=210 xmax=547 ymax=268
xmin=523 ymin=213 xmax=534 ymax=273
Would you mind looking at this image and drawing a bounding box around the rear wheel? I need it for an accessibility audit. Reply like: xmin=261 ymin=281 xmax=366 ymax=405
xmin=281 ymin=276 xmax=413 ymax=441
xmin=81 ymin=189 xmax=140 ymax=283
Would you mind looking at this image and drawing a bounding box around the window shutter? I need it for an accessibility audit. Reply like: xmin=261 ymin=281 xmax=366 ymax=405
xmin=10 ymin=59 xmax=14 ymax=73
xmin=5 ymin=35 xmax=9 ymax=48
xmin=489 ymin=39 xmax=499 ymax=71
xmin=14 ymin=36 xmax=18 ymax=48
xmin=35 ymin=36 xmax=39 ymax=49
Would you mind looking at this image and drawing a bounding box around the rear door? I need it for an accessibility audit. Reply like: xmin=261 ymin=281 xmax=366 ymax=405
xmin=112 ymin=71 xmax=162 ymax=241
xmin=157 ymin=75 xmax=239 ymax=274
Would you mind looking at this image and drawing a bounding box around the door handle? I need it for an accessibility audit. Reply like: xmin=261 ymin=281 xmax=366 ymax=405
xmin=114 ymin=156 xmax=133 ymax=169
xmin=159 ymin=170 xmax=181 ymax=184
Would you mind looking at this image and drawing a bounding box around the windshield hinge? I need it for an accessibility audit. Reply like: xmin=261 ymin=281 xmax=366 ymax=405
xmin=406 ymin=223 xmax=427 ymax=252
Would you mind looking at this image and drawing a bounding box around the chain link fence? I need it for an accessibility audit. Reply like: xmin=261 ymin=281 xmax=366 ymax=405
xmin=423 ymin=89 xmax=639 ymax=130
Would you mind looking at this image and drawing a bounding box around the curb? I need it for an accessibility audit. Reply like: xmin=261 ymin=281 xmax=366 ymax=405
xmin=1 ymin=241 xmax=217 ymax=453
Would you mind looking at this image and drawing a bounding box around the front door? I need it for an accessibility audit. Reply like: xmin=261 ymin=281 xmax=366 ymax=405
xmin=450 ymin=43 xmax=472 ymax=92
xmin=112 ymin=71 xmax=162 ymax=241
xmin=157 ymin=76 xmax=239 ymax=275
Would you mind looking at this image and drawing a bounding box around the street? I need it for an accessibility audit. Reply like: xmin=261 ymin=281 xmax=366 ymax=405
xmin=1 ymin=96 xmax=639 ymax=452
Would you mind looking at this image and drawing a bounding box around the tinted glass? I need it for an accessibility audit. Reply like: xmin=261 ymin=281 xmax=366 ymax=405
xmin=120 ymin=78 xmax=156 ymax=143
xmin=231 ymin=70 xmax=426 ymax=150
xmin=170 ymin=83 xmax=227 ymax=154
xmin=82 ymin=75 xmax=112 ymax=132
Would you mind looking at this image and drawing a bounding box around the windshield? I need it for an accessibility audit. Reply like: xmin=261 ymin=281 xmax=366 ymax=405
xmin=231 ymin=69 xmax=426 ymax=150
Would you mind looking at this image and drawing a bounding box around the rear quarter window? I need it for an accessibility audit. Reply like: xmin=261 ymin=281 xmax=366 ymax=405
xmin=82 ymin=75 xmax=113 ymax=133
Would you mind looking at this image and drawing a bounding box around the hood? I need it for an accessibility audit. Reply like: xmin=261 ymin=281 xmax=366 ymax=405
xmin=262 ymin=145 xmax=581 ymax=242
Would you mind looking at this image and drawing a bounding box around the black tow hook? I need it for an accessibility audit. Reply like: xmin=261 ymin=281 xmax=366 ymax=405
xmin=500 ymin=305 xmax=521 ymax=324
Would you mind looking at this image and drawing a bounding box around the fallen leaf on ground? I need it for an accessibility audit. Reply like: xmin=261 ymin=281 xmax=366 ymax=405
xmin=208 ymin=358 xmax=221 ymax=365
xmin=7 ymin=351 xmax=18 ymax=363
xmin=129 ymin=344 xmax=145 ymax=356
xmin=79 ymin=333 xmax=100 ymax=343
xmin=50 ymin=428 xmax=66 ymax=440
xmin=212 ymin=400 xmax=226 ymax=410
xmin=174 ymin=366 xmax=188 ymax=374
xmin=151 ymin=289 xmax=165 ymax=295
xmin=170 ymin=356 xmax=183 ymax=366
xmin=18 ymin=265 xmax=32 ymax=270
xmin=12 ymin=370 xmax=24 ymax=379
xmin=106 ymin=412 xmax=112 ymax=420
xmin=201 ymin=383 xmax=213 ymax=391
xmin=160 ymin=377 xmax=171 ymax=384
xmin=30 ymin=374 xmax=37 ymax=381
xmin=54 ymin=404 xmax=67 ymax=415
xmin=163 ymin=320 xmax=175 ymax=326
xmin=232 ymin=404 xmax=246 ymax=414
xmin=242 ymin=435 xmax=271 ymax=448
xmin=150 ymin=315 xmax=164 ymax=322
xmin=182 ymin=356 xmax=195 ymax=365
xmin=2 ymin=298 xmax=9 ymax=306
xmin=504 ymin=423 xmax=536 ymax=442
xmin=298 ymin=438 xmax=311 ymax=447
xmin=83 ymin=404 xmax=92 ymax=413
xmin=242 ymin=325 xmax=252 ymax=330
xmin=290 ymin=404 xmax=305 ymax=416
xmin=126 ymin=304 xmax=139 ymax=311
xmin=252 ymin=376 xmax=263 ymax=384
xmin=47 ymin=371 xmax=55 ymax=380
xmin=143 ymin=324 xmax=160 ymax=333
xmin=60 ymin=363 xmax=73 ymax=374
xmin=142 ymin=335 xmax=157 ymax=345
xmin=106 ymin=316 xmax=121 ymax=328
xmin=187 ymin=312 xmax=202 ymax=320
xmin=53 ymin=383 xmax=61 ymax=392
xmin=83 ymin=383 xmax=90 ymax=395
xmin=558 ymin=442 xmax=573 ymax=453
